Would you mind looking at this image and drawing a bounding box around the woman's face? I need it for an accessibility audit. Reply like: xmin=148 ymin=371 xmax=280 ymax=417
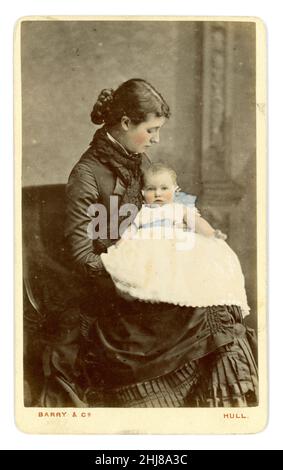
xmin=123 ymin=113 xmax=166 ymax=154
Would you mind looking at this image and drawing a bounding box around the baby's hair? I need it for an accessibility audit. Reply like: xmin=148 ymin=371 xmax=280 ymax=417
xmin=91 ymin=78 xmax=170 ymax=126
xmin=142 ymin=162 xmax=178 ymax=186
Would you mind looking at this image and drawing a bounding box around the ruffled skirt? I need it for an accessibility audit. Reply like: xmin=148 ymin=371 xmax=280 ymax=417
xmin=86 ymin=334 xmax=258 ymax=408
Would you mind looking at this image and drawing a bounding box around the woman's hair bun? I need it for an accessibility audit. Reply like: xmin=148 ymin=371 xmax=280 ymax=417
xmin=91 ymin=79 xmax=170 ymax=127
xmin=91 ymin=88 xmax=114 ymax=124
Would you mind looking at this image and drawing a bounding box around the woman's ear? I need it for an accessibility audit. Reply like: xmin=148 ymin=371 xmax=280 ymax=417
xmin=141 ymin=189 xmax=145 ymax=198
xmin=121 ymin=116 xmax=131 ymax=131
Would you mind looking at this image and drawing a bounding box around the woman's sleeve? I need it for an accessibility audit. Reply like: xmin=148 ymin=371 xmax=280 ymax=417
xmin=65 ymin=164 xmax=105 ymax=278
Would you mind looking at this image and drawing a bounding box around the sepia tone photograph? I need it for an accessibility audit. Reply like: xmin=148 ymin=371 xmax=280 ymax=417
xmin=15 ymin=17 xmax=266 ymax=434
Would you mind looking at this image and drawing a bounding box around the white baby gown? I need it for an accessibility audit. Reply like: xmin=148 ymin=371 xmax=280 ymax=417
xmin=101 ymin=201 xmax=250 ymax=317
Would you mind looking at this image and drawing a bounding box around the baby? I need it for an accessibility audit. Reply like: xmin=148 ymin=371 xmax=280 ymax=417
xmin=132 ymin=163 xmax=226 ymax=240
xmin=101 ymin=163 xmax=250 ymax=317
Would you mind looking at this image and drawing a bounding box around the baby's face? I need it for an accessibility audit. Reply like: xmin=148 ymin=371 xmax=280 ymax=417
xmin=142 ymin=171 xmax=177 ymax=205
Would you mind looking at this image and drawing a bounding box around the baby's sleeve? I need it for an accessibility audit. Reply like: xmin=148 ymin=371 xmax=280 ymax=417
xmin=185 ymin=206 xmax=202 ymax=230
xmin=173 ymin=191 xmax=200 ymax=228
xmin=174 ymin=191 xmax=197 ymax=207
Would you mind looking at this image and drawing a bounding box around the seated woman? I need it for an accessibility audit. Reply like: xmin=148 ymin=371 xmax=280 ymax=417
xmin=64 ymin=78 xmax=258 ymax=407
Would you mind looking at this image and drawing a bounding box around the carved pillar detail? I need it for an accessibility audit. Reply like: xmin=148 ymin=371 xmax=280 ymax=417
xmin=199 ymin=22 xmax=243 ymax=234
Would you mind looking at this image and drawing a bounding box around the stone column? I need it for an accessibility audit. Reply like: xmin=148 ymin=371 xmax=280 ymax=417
xmin=199 ymin=22 xmax=243 ymax=235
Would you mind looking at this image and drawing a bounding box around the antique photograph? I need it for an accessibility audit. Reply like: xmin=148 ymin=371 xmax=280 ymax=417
xmin=15 ymin=17 xmax=266 ymax=434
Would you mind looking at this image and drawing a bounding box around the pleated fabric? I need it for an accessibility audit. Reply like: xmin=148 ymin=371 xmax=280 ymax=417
xmin=186 ymin=337 xmax=258 ymax=407
xmin=85 ymin=362 xmax=198 ymax=408
xmin=85 ymin=334 xmax=258 ymax=408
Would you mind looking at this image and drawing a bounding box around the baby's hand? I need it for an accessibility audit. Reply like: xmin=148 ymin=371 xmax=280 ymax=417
xmin=214 ymin=229 xmax=227 ymax=240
